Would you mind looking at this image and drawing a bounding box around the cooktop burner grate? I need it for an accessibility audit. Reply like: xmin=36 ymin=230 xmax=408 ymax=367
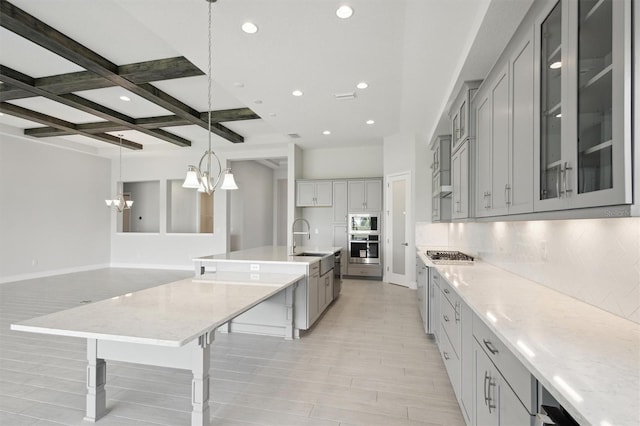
xmin=426 ymin=250 xmax=474 ymax=264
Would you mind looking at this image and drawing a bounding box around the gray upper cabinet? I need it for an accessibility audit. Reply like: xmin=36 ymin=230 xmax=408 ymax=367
xmin=348 ymin=179 xmax=382 ymax=212
xmin=534 ymin=0 xmax=633 ymax=212
xmin=452 ymin=141 xmax=470 ymax=219
xmin=431 ymin=135 xmax=453 ymax=222
xmin=475 ymin=28 xmax=534 ymax=218
xmin=450 ymin=81 xmax=482 ymax=154
xmin=332 ymin=180 xmax=348 ymax=222
xmin=296 ymin=180 xmax=332 ymax=207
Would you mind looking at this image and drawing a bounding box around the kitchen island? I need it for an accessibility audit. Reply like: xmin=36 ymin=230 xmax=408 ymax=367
xmin=11 ymin=271 xmax=304 ymax=426
xmin=417 ymin=248 xmax=640 ymax=426
xmin=194 ymin=246 xmax=341 ymax=338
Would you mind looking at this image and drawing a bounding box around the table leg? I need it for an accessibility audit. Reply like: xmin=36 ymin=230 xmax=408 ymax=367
xmin=285 ymin=285 xmax=295 ymax=340
xmin=191 ymin=332 xmax=213 ymax=426
xmin=85 ymin=338 xmax=107 ymax=422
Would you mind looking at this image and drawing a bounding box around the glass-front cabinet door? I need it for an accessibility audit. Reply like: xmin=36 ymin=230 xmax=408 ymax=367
xmin=535 ymin=0 xmax=632 ymax=211
xmin=539 ymin=1 xmax=562 ymax=201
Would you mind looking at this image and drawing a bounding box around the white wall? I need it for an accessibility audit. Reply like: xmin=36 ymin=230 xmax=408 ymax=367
xmin=110 ymin=144 xmax=289 ymax=269
xmin=121 ymin=181 xmax=160 ymax=233
xmin=301 ymin=145 xmax=383 ymax=179
xmin=229 ymin=160 xmax=274 ymax=251
xmin=0 ymin=134 xmax=111 ymax=282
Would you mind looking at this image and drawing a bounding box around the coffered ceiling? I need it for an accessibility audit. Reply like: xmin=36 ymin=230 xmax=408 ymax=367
xmin=0 ymin=0 xmax=533 ymax=156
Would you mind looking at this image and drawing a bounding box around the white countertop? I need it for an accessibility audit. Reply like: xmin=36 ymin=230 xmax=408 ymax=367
xmin=417 ymin=248 xmax=640 ymax=426
xmin=194 ymin=245 xmax=341 ymax=264
xmin=11 ymin=271 xmax=303 ymax=348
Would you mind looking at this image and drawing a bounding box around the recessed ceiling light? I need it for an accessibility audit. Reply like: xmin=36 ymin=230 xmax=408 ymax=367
xmin=336 ymin=5 xmax=353 ymax=19
xmin=366 ymin=119 xmax=375 ymax=125
xmin=292 ymin=90 xmax=303 ymax=97
xmin=0 ymin=113 xmax=4 ymax=116
xmin=233 ymin=82 xmax=245 ymax=88
xmin=254 ymin=99 xmax=263 ymax=104
xmin=119 ymin=95 xmax=131 ymax=102
xmin=549 ymin=61 xmax=562 ymax=69
xmin=241 ymin=22 xmax=258 ymax=34
xmin=268 ymin=113 xmax=277 ymax=117
xmin=356 ymin=82 xmax=368 ymax=89
xmin=323 ymin=130 xmax=331 ymax=135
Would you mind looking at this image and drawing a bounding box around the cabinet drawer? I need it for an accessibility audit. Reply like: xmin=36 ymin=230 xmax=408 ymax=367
xmin=473 ymin=316 xmax=536 ymax=413
xmin=309 ymin=262 xmax=320 ymax=274
xmin=346 ymin=265 xmax=380 ymax=277
xmin=440 ymin=296 xmax=460 ymax=358
xmin=438 ymin=321 xmax=461 ymax=396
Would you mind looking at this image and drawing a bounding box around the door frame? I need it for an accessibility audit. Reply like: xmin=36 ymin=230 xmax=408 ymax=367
xmin=384 ymin=171 xmax=413 ymax=288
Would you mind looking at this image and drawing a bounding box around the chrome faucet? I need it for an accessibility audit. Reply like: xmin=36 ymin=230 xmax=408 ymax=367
xmin=291 ymin=218 xmax=310 ymax=254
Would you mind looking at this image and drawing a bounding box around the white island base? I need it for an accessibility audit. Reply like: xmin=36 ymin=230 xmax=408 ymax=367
xmin=11 ymin=272 xmax=304 ymax=426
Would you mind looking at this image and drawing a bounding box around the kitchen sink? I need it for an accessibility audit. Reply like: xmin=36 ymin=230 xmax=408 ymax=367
xmin=296 ymin=252 xmax=327 ymax=257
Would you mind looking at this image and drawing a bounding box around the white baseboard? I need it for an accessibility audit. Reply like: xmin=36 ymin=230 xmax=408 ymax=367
xmin=0 ymin=263 xmax=110 ymax=285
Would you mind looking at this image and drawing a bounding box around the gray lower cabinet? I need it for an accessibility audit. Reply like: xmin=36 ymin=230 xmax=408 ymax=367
xmin=308 ymin=262 xmax=320 ymax=324
xmin=435 ymin=271 xmax=472 ymax=425
xmin=433 ymin=268 xmax=537 ymax=426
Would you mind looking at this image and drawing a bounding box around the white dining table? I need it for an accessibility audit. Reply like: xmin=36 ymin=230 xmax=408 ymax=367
xmin=11 ymin=271 xmax=304 ymax=426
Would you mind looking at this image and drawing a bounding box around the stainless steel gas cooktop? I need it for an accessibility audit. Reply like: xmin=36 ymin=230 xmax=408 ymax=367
xmin=426 ymin=250 xmax=474 ymax=265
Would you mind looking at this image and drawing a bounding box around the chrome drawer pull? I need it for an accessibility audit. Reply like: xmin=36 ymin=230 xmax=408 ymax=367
xmin=443 ymin=351 xmax=450 ymax=360
xmin=483 ymin=339 xmax=499 ymax=355
xmin=443 ymin=315 xmax=450 ymax=322
xmin=443 ymin=288 xmax=450 ymax=294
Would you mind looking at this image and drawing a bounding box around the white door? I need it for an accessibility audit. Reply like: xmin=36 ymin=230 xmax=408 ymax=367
xmin=385 ymin=172 xmax=412 ymax=287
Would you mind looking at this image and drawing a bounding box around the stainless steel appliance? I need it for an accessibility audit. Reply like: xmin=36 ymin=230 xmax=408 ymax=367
xmin=348 ymin=213 xmax=381 ymax=265
xmin=425 ymin=250 xmax=474 ymax=265
xmin=333 ymin=250 xmax=342 ymax=298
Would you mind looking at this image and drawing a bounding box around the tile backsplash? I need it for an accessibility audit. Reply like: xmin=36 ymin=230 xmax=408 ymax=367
xmin=416 ymin=218 xmax=640 ymax=324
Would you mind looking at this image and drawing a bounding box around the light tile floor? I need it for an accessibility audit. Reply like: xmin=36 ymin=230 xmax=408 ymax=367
xmin=0 ymin=269 xmax=464 ymax=426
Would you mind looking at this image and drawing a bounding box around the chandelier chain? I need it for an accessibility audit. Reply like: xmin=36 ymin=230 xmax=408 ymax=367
xmin=207 ymin=0 xmax=213 ymax=175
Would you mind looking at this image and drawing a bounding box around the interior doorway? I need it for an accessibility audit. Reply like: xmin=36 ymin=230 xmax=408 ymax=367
xmin=385 ymin=172 xmax=412 ymax=287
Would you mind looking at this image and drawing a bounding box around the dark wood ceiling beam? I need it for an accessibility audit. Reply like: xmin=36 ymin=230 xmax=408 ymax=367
xmin=0 ymin=1 xmax=243 ymax=143
xmin=24 ymin=108 xmax=261 ymax=138
xmin=0 ymin=65 xmax=191 ymax=147
xmin=0 ymin=102 xmax=142 ymax=149
xmin=0 ymin=57 xmax=204 ymax=102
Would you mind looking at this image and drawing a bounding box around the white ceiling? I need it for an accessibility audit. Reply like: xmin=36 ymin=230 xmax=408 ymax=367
xmin=0 ymin=0 xmax=533 ymax=156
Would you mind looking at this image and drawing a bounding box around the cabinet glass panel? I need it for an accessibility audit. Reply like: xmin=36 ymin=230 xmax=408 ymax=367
xmin=577 ymin=0 xmax=613 ymax=193
xmin=540 ymin=2 xmax=562 ymax=200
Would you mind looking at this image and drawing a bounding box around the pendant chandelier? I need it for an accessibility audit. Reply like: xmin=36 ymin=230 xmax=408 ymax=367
xmin=183 ymin=0 xmax=238 ymax=194
xmin=105 ymin=134 xmax=133 ymax=212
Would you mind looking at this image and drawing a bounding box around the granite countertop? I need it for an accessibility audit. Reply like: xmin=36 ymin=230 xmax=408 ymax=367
xmin=194 ymin=245 xmax=342 ymax=264
xmin=11 ymin=271 xmax=304 ymax=348
xmin=417 ymin=247 xmax=640 ymax=426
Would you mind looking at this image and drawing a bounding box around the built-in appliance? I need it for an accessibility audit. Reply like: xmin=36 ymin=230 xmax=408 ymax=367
xmin=426 ymin=250 xmax=474 ymax=265
xmin=348 ymin=213 xmax=380 ymax=265
xmin=349 ymin=234 xmax=380 ymax=264
xmin=349 ymin=213 xmax=379 ymax=233
xmin=333 ymin=250 xmax=342 ymax=298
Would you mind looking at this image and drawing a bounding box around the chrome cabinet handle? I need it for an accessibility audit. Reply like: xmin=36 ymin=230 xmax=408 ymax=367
xmin=443 ymin=351 xmax=450 ymax=360
xmin=487 ymin=375 xmax=497 ymax=412
xmin=483 ymin=339 xmax=499 ymax=355
xmin=564 ymin=162 xmax=573 ymax=194
xmin=443 ymin=288 xmax=450 ymax=294
xmin=455 ymin=302 xmax=460 ymax=323
xmin=505 ymin=184 xmax=511 ymax=205
xmin=483 ymin=371 xmax=489 ymax=406
xmin=443 ymin=315 xmax=450 ymax=322
xmin=556 ymin=166 xmax=562 ymax=197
